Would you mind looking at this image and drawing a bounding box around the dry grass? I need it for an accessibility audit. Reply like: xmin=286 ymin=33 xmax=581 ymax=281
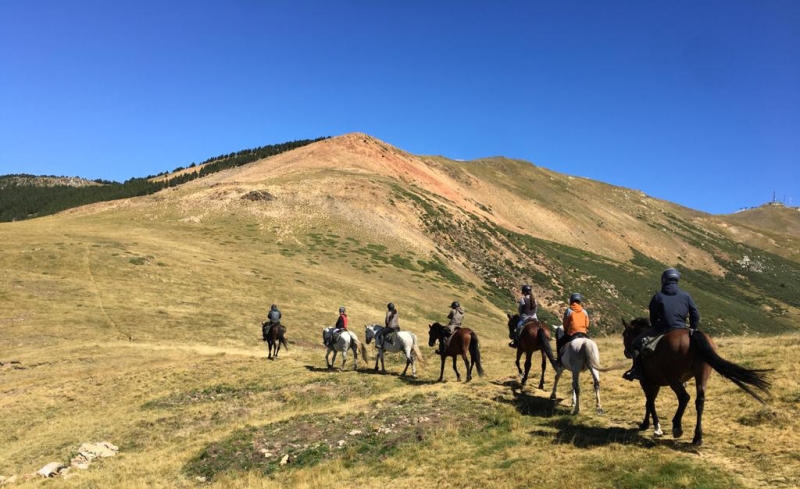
xmin=1 ymin=136 xmax=798 ymax=488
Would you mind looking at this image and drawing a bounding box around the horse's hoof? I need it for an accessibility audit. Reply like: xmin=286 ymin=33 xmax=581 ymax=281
xmin=638 ymin=422 xmax=649 ymax=431
xmin=571 ymin=410 xmax=579 ymax=416
xmin=692 ymin=437 xmax=703 ymax=446
xmin=596 ymin=408 xmax=605 ymax=416
xmin=549 ymin=394 xmax=557 ymax=401
xmin=654 ymin=428 xmax=664 ymax=437
xmin=537 ymin=383 xmax=545 ymax=390
xmin=673 ymin=428 xmax=683 ymax=439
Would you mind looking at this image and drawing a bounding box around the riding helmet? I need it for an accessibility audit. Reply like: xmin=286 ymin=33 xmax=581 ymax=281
xmin=451 ymin=301 xmax=460 ymax=308
xmin=521 ymin=284 xmax=532 ymax=294
xmin=270 ymin=304 xmax=277 ymax=310
xmin=661 ymin=268 xmax=681 ymax=284
xmin=387 ymin=302 xmax=395 ymax=311
xmin=569 ymin=293 xmax=583 ymax=304
xmin=339 ymin=306 xmax=346 ymax=314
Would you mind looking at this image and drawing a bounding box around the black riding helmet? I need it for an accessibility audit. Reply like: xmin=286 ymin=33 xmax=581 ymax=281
xmin=521 ymin=284 xmax=532 ymax=294
xmin=451 ymin=301 xmax=460 ymax=309
xmin=661 ymin=268 xmax=681 ymax=284
xmin=270 ymin=304 xmax=278 ymax=310
xmin=569 ymin=293 xmax=583 ymax=304
xmin=339 ymin=306 xmax=346 ymax=314
xmin=387 ymin=302 xmax=395 ymax=311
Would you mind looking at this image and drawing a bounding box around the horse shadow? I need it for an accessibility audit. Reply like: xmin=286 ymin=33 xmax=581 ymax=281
xmin=303 ymin=365 xmax=362 ymax=373
xmin=397 ymin=376 xmax=439 ymax=386
xmin=492 ymin=383 xmax=561 ymax=418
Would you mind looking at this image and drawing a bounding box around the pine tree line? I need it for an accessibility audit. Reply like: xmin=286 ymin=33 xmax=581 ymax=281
xmin=0 ymin=137 xmax=327 ymax=222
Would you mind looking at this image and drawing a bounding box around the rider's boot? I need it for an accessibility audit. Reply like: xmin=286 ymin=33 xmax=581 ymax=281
xmin=622 ymin=354 xmax=643 ymax=381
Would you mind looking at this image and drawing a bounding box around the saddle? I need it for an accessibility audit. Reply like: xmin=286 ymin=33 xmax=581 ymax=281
xmin=382 ymin=330 xmax=397 ymax=346
xmin=640 ymin=333 xmax=666 ymax=356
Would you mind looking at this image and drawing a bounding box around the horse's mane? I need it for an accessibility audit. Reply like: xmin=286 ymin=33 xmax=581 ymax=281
xmin=431 ymin=322 xmax=444 ymax=328
xmin=630 ymin=317 xmax=651 ymax=329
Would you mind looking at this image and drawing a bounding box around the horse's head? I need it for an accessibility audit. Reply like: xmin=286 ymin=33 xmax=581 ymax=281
xmin=364 ymin=324 xmax=377 ymax=344
xmin=428 ymin=322 xmax=444 ymax=347
xmin=551 ymin=324 xmax=564 ymax=340
xmin=506 ymin=313 xmax=520 ymax=335
xmin=621 ymin=317 xmax=650 ymax=353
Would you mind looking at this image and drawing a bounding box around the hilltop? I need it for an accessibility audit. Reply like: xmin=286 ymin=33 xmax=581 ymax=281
xmin=711 ymin=204 xmax=800 ymax=262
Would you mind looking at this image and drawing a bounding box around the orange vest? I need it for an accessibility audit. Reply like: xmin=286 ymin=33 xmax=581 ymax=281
xmin=563 ymin=303 xmax=589 ymax=336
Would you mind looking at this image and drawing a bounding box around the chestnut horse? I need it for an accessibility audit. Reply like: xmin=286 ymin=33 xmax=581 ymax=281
xmin=622 ymin=318 xmax=772 ymax=446
xmin=262 ymin=322 xmax=288 ymax=360
xmin=506 ymin=314 xmax=558 ymax=389
xmin=428 ymin=323 xmax=484 ymax=382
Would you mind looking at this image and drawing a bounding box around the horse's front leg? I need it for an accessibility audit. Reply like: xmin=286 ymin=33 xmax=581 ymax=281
xmin=266 ymin=341 xmax=272 ymax=360
xmin=538 ymin=350 xmax=547 ymax=390
xmin=693 ymin=374 xmax=707 ymax=446
xmin=590 ymin=368 xmax=603 ymax=415
xmin=571 ymin=370 xmax=581 ymax=415
xmin=670 ymin=381 xmax=691 ymax=439
xmin=550 ymin=364 xmax=563 ymax=401
xmin=438 ymin=354 xmax=446 ymax=382
xmin=374 ymin=349 xmax=381 ymax=371
xmin=326 ymin=349 xmax=333 ymax=369
xmin=515 ymin=348 xmax=523 ymax=378
xmin=642 ymin=383 xmax=663 ymax=436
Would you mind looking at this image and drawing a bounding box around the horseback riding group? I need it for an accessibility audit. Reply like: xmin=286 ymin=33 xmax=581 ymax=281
xmin=262 ymin=267 xmax=771 ymax=445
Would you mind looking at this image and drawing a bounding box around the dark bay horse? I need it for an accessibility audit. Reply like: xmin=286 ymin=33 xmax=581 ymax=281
xmin=622 ymin=318 xmax=772 ymax=446
xmin=428 ymin=323 xmax=484 ymax=382
xmin=506 ymin=314 xmax=558 ymax=389
xmin=262 ymin=322 xmax=288 ymax=360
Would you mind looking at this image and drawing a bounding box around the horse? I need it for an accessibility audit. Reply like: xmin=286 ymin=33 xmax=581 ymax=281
xmin=364 ymin=324 xmax=426 ymax=378
xmin=506 ymin=314 xmax=558 ymax=389
xmin=262 ymin=322 xmax=288 ymax=360
xmin=622 ymin=317 xmax=772 ymax=446
xmin=428 ymin=322 xmax=484 ymax=382
xmin=550 ymin=324 xmax=615 ymax=415
xmin=322 ymin=328 xmax=368 ymax=371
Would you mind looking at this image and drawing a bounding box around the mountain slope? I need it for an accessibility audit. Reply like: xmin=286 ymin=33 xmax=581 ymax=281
xmin=41 ymin=132 xmax=800 ymax=336
xmin=710 ymin=205 xmax=800 ymax=262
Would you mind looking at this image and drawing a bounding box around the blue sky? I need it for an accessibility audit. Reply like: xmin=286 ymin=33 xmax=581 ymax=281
xmin=1 ymin=1 xmax=798 ymax=214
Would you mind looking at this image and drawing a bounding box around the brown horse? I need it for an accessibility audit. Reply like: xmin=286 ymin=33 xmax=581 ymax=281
xmin=622 ymin=318 xmax=771 ymax=446
xmin=262 ymin=322 xmax=288 ymax=360
xmin=428 ymin=322 xmax=484 ymax=382
xmin=506 ymin=314 xmax=558 ymax=389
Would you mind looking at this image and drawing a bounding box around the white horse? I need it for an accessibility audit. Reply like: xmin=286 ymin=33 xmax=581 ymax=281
xmin=550 ymin=325 xmax=606 ymax=415
xmin=364 ymin=324 xmax=426 ymax=378
xmin=322 ymin=328 xmax=368 ymax=371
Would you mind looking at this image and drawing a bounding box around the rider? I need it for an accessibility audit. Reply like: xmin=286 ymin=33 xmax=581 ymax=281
xmin=623 ymin=268 xmax=700 ymax=381
xmin=557 ymin=293 xmax=589 ymax=365
xmin=263 ymin=304 xmax=281 ymax=340
xmin=327 ymin=306 xmax=348 ymax=347
xmin=375 ymin=303 xmax=399 ymax=347
xmin=437 ymin=301 xmax=464 ymax=355
xmin=509 ymin=284 xmax=537 ymax=348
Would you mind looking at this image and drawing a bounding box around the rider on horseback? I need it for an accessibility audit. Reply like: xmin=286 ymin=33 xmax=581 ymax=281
xmin=327 ymin=306 xmax=348 ymax=347
xmin=263 ymin=304 xmax=281 ymax=340
xmin=437 ymin=301 xmax=464 ymax=355
xmin=509 ymin=285 xmax=537 ymax=348
xmin=375 ymin=303 xmax=399 ymax=348
xmin=557 ymin=293 xmax=589 ymax=365
xmin=623 ymin=268 xmax=700 ymax=381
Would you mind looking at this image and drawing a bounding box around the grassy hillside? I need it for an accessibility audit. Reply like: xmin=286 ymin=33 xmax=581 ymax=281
xmin=710 ymin=205 xmax=800 ymax=263
xmin=1 ymin=134 xmax=799 ymax=488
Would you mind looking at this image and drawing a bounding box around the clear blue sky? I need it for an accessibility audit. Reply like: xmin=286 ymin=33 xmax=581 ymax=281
xmin=1 ymin=1 xmax=798 ymax=214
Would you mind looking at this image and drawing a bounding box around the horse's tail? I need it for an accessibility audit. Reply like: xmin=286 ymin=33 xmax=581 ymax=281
xmin=537 ymin=327 xmax=558 ymax=369
xmin=582 ymin=340 xmax=625 ymax=372
xmin=354 ymin=338 xmax=369 ymax=362
xmin=469 ymin=331 xmax=485 ymax=377
xmin=278 ymin=327 xmax=288 ymax=350
xmin=411 ymin=341 xmax=426 ymax=368
xmin=692 ymin=330 xmax=772 ymax=403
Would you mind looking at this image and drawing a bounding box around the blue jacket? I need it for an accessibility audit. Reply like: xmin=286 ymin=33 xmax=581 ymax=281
xmin=648 ymin=282 xmax=700 ymax=331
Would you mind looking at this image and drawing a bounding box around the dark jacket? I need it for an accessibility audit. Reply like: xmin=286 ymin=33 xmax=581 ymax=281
xmin=385 ymin=310 xmax=400 ymax=331
xmin=518 ymin=294 xmax=537 ymax=317
xmin=267 ymin=308 xmax=281 ymax=324
xmin=648 ymin=282 xmax=700 ymax=332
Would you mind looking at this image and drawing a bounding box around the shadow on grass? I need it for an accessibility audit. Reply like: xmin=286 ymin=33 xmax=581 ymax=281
xmin=397 ymin=376 xmax=440 ymax=386
xmin=304 ymin=365 xmax=361 ymax=373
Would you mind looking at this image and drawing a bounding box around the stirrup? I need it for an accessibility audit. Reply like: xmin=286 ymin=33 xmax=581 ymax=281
xmin=622 ymin=369 xmax=641 ymax=381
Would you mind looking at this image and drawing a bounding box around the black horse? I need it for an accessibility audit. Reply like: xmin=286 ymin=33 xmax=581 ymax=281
xmin=262 ymin=322 xmax=288 ymax=360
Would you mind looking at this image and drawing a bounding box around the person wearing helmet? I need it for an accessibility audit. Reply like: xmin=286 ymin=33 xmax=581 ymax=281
xmin=557 ymin=293 xmax=590 ymax=365
xmin=437 ymin=301 xmax=464 ymax=355
xmin=376 ymin=302 xmax=400 ymax=347
xmin=263 ymin=304 xmax=282 ymax=341
xmin=327 ymin=306 xmax=348 ymax=347
xmin=510 ymin=284 xmax=538 ymax=348
xmin=623 ymin=268 xmax=701 ymax=381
